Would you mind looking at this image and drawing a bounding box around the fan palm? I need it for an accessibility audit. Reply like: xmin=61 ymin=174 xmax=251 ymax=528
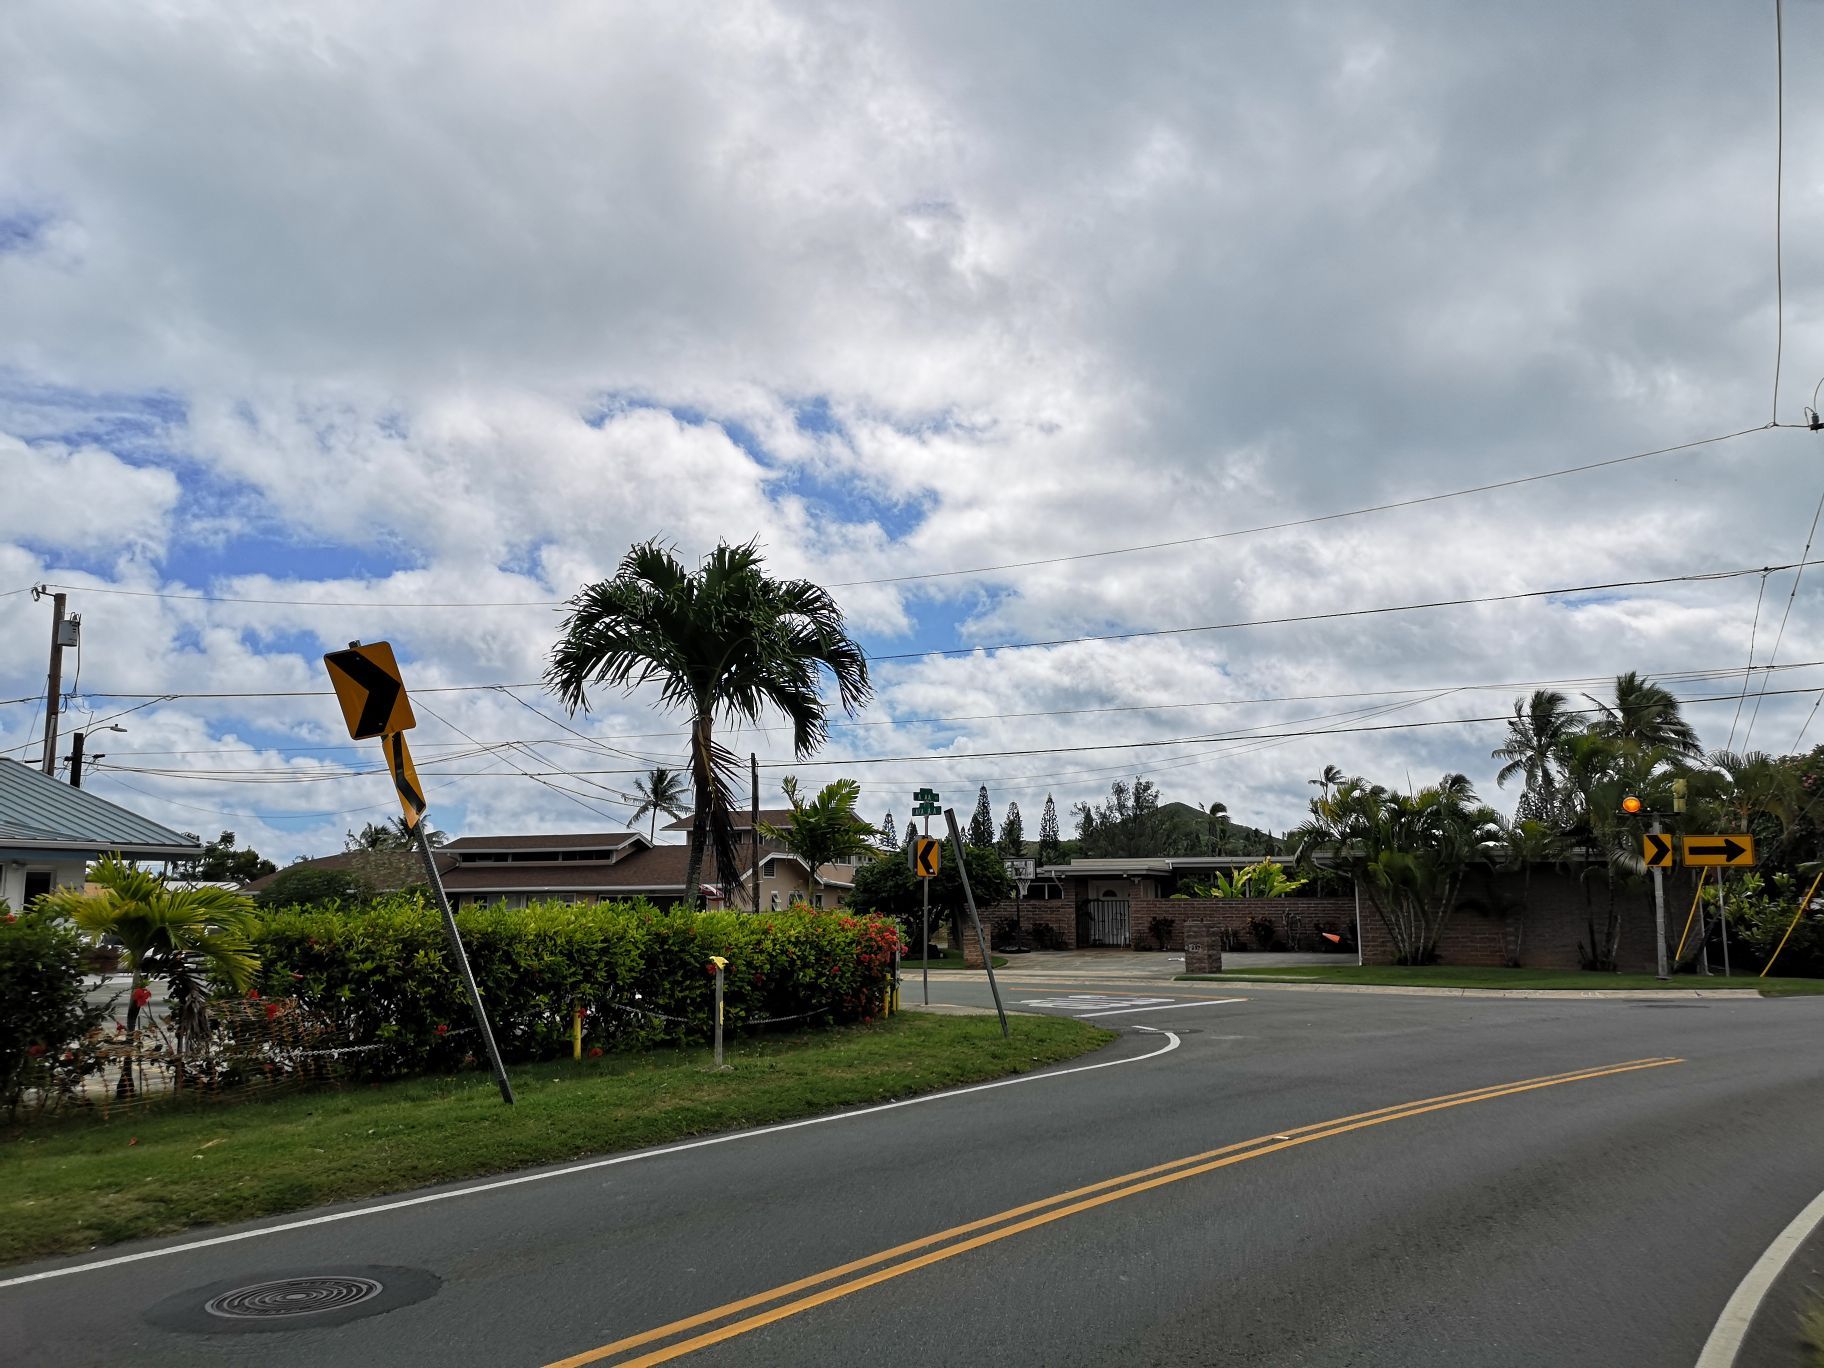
xmin=630 ymin=766 xmax=690 ymax=843
xmin=40 ymin=857 xmax=260 ymax=1096
xmin=546 ymin=540 xmax=871 ymax=906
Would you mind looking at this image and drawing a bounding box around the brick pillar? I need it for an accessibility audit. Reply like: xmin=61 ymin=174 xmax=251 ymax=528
xmin=961 ymin=918 xmax=990 ymax=967
xmin=1183 ymin=920 xmax=1224 ymax=975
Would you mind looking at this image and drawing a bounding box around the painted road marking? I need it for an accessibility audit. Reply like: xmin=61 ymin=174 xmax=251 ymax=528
xmin=0 ymin=1029 xmax=1182 ymax=1291
xmin=1075 ymin=998 xmax=1245 ymax=1018
xmin=544 ymin=1056 xmax=1684 ymax=1367
xmin=1016 ymin=995 xmax=1173 ymax=1011
xmin=1695 ymin=1183 xmax=1824 ymax=1367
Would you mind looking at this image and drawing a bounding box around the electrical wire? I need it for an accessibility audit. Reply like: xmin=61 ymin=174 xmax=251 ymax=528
xmin=867 ymin=558 xmax=1824 ymax=662
xmin=1773 ymin=0 xmax=1786 ymax=423
xmin=30 ymin=423 xmax=1778 ymax=610
xmin=414 ymin=698 xmax=632 ymax=824
xmin=1741 ymin=488 xmax=1824 ymax=748
xmin=1726 ymin=570 xmax=1770 ymax=749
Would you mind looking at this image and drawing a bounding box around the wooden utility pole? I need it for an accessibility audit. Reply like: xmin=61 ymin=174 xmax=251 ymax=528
xmin=37 ymin=589 xmax=68 ymax=776
xmin=751 ymin=754 xmax=762 ymax=912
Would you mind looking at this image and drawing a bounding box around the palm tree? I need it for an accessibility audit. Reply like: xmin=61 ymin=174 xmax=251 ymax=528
xmin=344 ymin=817 xmax=447 ymax=851
xmin=1309 ymin=765 xmax=1345 ymax=798
xmin=546 ymin=540 xmax=871 ymax=906
xmin=760 ymin=776 xmax=879 ymax=900
xmin=1291 ymin=772 xmax=1501 ymax=964
xmin=41 ymin=857 xmax=259 ymax=1096
xmin=1491 ymin=690 xmax=1580 ymax=805
xmin=630 ymin=765 xmax=690 ymax=843
xmin=1207 ymin=801 xmax=1230 ymax=854
xmin=1494 ymin=817 xmax=1566 ymax=966
xmin=1585 ymin=672 xmax=1702 ymax=757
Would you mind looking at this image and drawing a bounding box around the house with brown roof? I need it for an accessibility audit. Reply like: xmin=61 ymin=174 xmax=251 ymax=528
xmin=662 ymin=810 xmax=859 ymax=910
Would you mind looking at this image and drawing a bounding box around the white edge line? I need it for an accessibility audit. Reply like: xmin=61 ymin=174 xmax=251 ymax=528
xmin=1696 ymin=1183 xmax=1824 ymax=1367
xmin=1076 ymin=998 xmax=1245 ymax=1018
xmin=0 ymin=1026 xmax=1181 ymax=1291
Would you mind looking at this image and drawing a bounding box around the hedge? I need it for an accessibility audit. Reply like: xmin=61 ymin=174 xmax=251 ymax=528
xmin=251 ymin=897 xmax=902 ymax=1075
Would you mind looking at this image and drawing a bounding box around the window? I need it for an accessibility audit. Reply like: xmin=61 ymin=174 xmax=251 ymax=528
xmin=813 ymin=893 xmax=824 ymax=909
xmin=23 ymin=870 xmax=54 ymax=906
xmin=769 ymin=892 xmax=779 ymax=911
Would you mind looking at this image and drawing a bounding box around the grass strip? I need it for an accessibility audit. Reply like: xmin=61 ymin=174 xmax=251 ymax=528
xmin=1177 ymin=965 xmax=1824 ymax=995
xmin=0 ymin=1014 xmax=1111 ymax=1268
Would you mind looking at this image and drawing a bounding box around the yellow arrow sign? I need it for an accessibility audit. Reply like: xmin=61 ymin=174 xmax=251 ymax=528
xmin=384 ymin=731 xmax=426 ymax=830
xmin=323 ymin=641 xmax=416 ymax=740
xmin=914 ymin=836 xmax=941 ymax=879
xmin=1681 ymin=834 xmax=1755 ymax=868
xmin=1642 ymin=833 xmax=1674 ymax=869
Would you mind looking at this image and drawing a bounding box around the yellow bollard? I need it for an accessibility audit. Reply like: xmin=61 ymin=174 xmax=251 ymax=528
xmin=573 ymin=1005 xmax=583 ymax=1061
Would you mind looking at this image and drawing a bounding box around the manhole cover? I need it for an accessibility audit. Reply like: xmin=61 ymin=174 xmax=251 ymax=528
xmin=205 ymin=1275 xmax=384 ymax=1320
xmin=147 ymin=1265 xmax=438 ymax=1334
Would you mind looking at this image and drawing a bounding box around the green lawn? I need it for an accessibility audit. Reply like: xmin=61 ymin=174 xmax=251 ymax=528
xmin=1179 ymin=965 xmax=1824 ymax=995
xmin=0 ymin=1013 xmax=1112 ymax=1267
xmin=906 ymin=947 xmax=1009 ymax=970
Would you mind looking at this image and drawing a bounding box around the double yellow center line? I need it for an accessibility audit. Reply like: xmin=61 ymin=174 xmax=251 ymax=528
xmin=545 ymin=1056 xmax=1682 ymax=1367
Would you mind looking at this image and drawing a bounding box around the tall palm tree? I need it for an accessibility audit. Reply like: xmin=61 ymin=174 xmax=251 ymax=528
xmin=630 ymin=765 xmax=690 ymax=843
xmin=546 ymin=540 xmax=871 ymax=906
xmin=1585 ymin=671 xmax=1702 ymax=757
xmin=41 ymin=857 xmax=259 ymax=1096
xmin=1309 ymin=765 xmax=1345 ymax=797
xmin=1490 ymin=690 xmax=1580 ymax=803
xmin=1207 ymin=801 xmax=1230 ymax=854
xmin=760 ymin=776 xmax=879 ymax=900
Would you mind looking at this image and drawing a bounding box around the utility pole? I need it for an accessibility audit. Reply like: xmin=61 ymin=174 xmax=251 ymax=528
xmin=750 ymin=754 xmax=761 ymax=913
xmin=67 ymin=731 xmax=86 ymax=789
xmin=1650 ymin=817 xmax=1669 ymax=981
xmin=36 ymin=589 xmax=69 ymax=776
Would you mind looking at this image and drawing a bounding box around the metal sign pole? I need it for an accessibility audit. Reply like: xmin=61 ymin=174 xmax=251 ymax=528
xmin=944 ymin=808 xmax=1008 ymax=1037
xmin=921 ymin=815 xmax=931 ymax=1005
xmin=416 ymin=819 xmax=515 ymax=1105
xmin=1650 ymin=818 xmax=1669 ymax=981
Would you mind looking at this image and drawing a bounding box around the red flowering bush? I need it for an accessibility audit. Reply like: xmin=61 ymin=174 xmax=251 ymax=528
xmin=131 ymin=986 xmax=152 ymax=1008
xmin=250 ymin=896 xmax=900 ymax=1076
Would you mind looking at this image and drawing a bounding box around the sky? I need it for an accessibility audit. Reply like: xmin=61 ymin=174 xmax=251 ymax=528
xmin=2 ymin=1 xmax=1823 ymax=864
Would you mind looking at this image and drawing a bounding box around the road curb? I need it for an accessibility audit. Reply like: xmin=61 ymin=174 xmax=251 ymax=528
xmin=1172 ymin=978 xmax=1762 ymax=1001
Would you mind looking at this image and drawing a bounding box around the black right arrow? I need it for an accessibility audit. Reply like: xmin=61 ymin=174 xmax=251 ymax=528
xmin=327 ymin=648 xmax=402 ymax=738
xmin=1644 ymin=834 xmax=1672 ymax=865
xmin=1686 ymin=839 xmax=1747 ymax=861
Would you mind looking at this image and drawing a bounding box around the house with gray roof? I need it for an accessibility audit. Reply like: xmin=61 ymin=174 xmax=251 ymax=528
xmin=0 ymin=758 xmax=199 ymax=909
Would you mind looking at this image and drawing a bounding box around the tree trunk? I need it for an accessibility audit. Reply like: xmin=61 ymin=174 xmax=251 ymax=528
xmin=683 ymin=710 xmax=714 ymax=910
xmin=117 ymin=972 xmax=142 ymax=1100
xmin=1510 ymin=865 xmax=1532 ymax=967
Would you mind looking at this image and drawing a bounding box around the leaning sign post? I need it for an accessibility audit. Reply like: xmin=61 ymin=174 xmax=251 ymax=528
xmin=944 ymin=807 xmax=1008 ymax=1037
xmin=322 ymin=641 xmax=515 ymax=1106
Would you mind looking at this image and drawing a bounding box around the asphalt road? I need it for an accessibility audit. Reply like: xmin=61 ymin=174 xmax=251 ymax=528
xmin=6 ymin=970 xmax=1823 ymax=1367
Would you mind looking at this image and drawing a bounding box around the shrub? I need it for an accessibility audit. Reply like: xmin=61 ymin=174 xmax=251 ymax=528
xmin=1247 ymin=916 xmax=1279 ymax=951
xmin=257 ymin=864 xmax=377 ymax=909
xmin=1146 ymin=916 xmax=1175 ymax=950
xmin=1 ymin=905 xmax=113 ymax=1116
xmin=1029 ymin=922 xmax=1065 ymax=950
xmin=250 ymin=896 xmax=901 ymax=1076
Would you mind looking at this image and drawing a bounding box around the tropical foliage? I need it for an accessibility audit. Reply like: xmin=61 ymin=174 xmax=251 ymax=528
xmin=344 ymin=817 xmax=448 ymax=851
xmin=760 ymin=777 xmax=879 ymax=895
xmin=253 ymin=897 xmax=901 ymax=1075
xmin=630 ymin=766 xmax=690 ymax=843
xmin=845 ymin=845 xmax=1014 ymax=953
xmin=546 ymin=539 xmax=870 ymax=907
xmin=1291 ymin=774 xmax=1502 ymax=964
xmin=39 ymin=859 xmax=261 ymax=1094
xmin=1182 ymin=860 xmax=1308 ymax=900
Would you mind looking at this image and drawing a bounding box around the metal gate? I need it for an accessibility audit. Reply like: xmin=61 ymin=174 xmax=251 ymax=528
xmin=1084 ymin=898 xmax=1131 ymax=947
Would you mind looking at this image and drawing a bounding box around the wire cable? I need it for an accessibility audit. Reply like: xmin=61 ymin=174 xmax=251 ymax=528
xmin=1726 ymin=570 xmax=1771 ymax=749
xmin=1741 ymin=488 xmax=1824 ymax=748
xmin=1773 ymin=0 xmax=1786 ymax=423
xmin=868 ymin=558 xmax=1824 ymax=662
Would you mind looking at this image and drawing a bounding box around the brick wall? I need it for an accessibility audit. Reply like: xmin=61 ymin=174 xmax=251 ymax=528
xmin=1131 ymin=897 xmax=1361 ymax=955
xmin=972 ymin=891 xmax=1079 ymax=962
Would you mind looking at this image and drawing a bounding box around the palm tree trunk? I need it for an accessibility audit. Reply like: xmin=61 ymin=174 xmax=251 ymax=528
xmin=1512 ymin=865 xmax=1532 ymax=967
xmin=683 ymin=710 xmax=714 ymax=910
xmin=117 ymin=970 xmax=142 ymax=1099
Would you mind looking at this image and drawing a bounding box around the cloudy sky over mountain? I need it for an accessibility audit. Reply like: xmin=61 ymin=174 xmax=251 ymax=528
xmin=2 ymin=1 xmax=1821 ymax=861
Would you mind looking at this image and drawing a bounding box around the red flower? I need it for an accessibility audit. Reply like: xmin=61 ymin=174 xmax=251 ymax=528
xmin=434 ymin=1023 xmax=449 ymax=1036
xmin=2 ymin=912 xmax=15 ymax=924
xmin=588 ymin=1046 xmax=603 ymax=1058
xmin=264 ymin=1002 xmax=281 ymax=1020
xmin=25 ymin=1043 xmax=45 ymax=1057
xmin=131 ymin=986 xmax=152 ymax=1008
xmin=245 ymin=988 xmax=260 ymax=1001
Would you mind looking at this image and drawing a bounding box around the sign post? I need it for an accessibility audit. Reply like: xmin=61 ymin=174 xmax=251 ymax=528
xmin=944 ymin=807 xmax=1008 ymax=1037
xmin=1650 ymin=819 xmax=1669 ymax=981
xmin=1004 ymin=857 xmax=1035 ymax=940
xmin=912 ymin=788 xmax=941 ymax=1004
xmin=322 ymin=641 xmax=514 ymax=1106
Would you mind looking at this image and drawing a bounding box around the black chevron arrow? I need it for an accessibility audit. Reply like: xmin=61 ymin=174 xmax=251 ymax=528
xmin=1686 ymin=838 xmax=1747 ymax=861
xmin=1643 ymin=834 xmax=1672 ymax=866
xmin=326 ymin=648 xmax=403 ymax=739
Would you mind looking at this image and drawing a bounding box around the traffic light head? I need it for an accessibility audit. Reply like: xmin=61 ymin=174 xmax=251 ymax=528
xmin=1621 ymin=795 xmax=1643 ymax=815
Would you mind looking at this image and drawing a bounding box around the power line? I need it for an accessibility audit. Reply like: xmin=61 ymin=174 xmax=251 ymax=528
xmin=1773 ymin=0 xmax=1786 ymax=423
xmin=30 ymin=424 xmax=1778 ymax=612
xmin=1741 ymin=489 xmax=1824 ymax=748
xmin=1726 ymin=570 xmax=1771 ymax=749
xmin=867 ymin=558 xmax=1824 ymax=662
xmin=414 ymin=697 xmax=632 ymax=824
